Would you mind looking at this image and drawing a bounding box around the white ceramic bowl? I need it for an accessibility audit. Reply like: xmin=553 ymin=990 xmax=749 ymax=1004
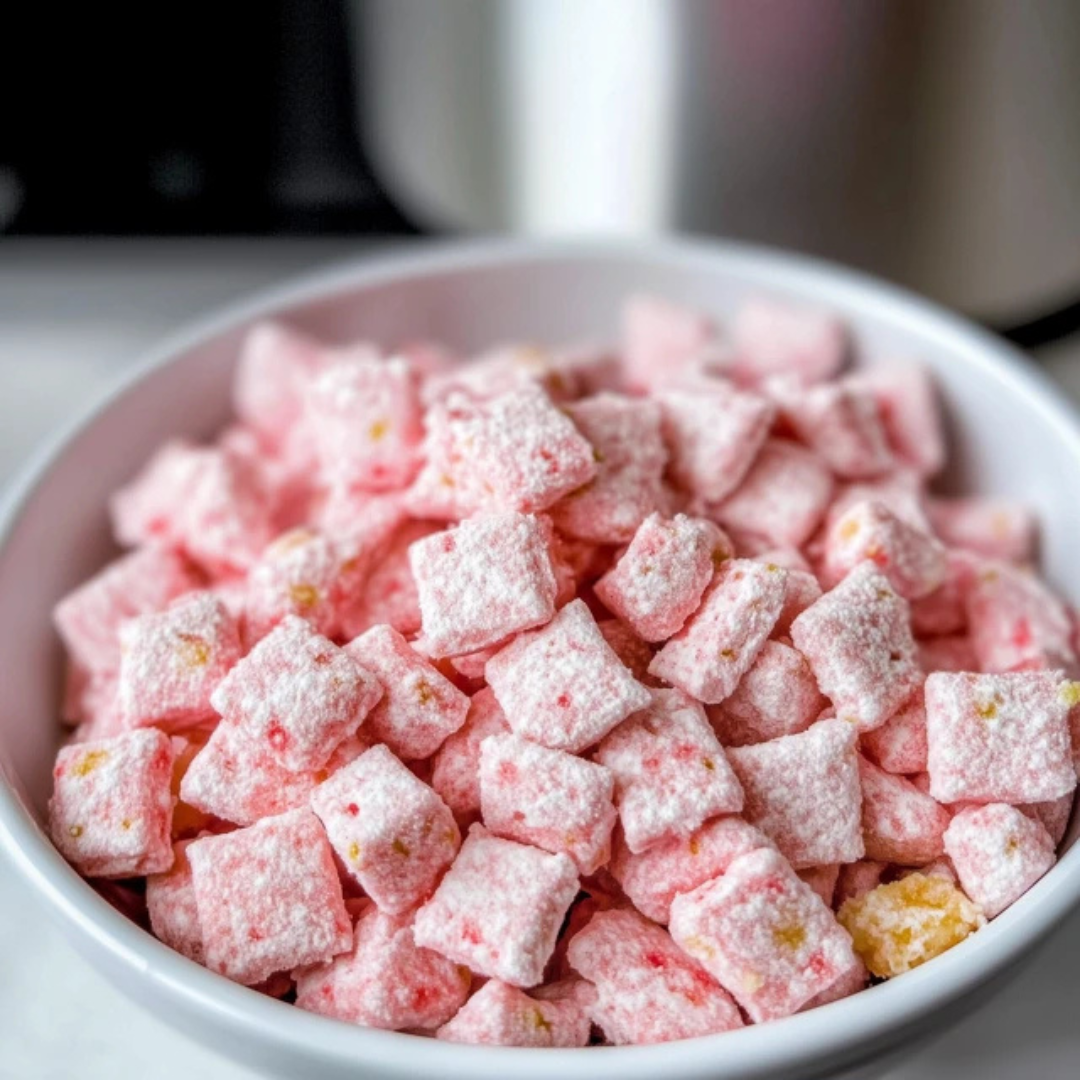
xmin=2 ymin=239 xmax=1079 ymax=1080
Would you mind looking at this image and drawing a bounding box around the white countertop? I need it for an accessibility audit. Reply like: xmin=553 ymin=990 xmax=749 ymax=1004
xmin=1 ymin=240 xmax=1079 ymax=1079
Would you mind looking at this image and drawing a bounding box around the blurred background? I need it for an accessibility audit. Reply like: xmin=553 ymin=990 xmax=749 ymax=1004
xmin=2 ymin=2 xmax=1080 ymax=1078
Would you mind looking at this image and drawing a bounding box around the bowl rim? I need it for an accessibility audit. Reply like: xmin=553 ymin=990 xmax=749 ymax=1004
xmin=3 ymin=235 xmax=1080 ymax=1079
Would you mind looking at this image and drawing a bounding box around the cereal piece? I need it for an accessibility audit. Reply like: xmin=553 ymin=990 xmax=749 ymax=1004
xmin=826 ymin=471 xmax=931 ymax=536
xmin=798 ymin=865 xmax=840 ymax=907
xmin=707 ymin=640 xmax=824 ymax=747
xmin=448 ymin=646 xmax=499 ymax=684
xmin=211 ymin=615 xmax=381 ymax=772
xmin=834 ymin=860 xmax=887 ymax=906
xmin=311 ymin=745 xmax=460 ymax=915
xmin=909 ymin=551 xmax=973 ymax=638
xmin=596 ymin=619 xmax=659 ymax=687
xmin=837 ymin=873 xmax=984 ymax=978
xmin=146 ymin=838 xmax=204 ymax=963
xmin=49 ymin=729 xmax=175 ymax=879
xmin=551 ymin=394 xmax=668 ymax=544
xmin=943 ymin=803 xmax=1056 ymax=918
xmin=54 ymin=547 xmax=203 ymax=676
xmin=861 ymin=689 xmax=929 ymax=775
xmin=823 ymin=500 xmax=947 ymax=600
xmin=430 ymin=689 xmax=511 ymax=824
xmin=1021 ymin=791 xmax=1073 ymax=846
xmin=188 ymin=808 xmax=351 ymax=985
xmin=714 ymin=439 xmax=834 ymax=549
xmin=486 ymin=599 xmax=650 ymax=753
xmin=413 ymin=826 xmax=579 ymax=987
xmin=729 ymin=298 xmax=847 ymax=387
xmin=118 ymin=593 xmax=240 ymax=731
xmin=919 ymin=635 xmax=978 ymax=674
xmin=965 ymin=560 xmax=1075 ymax=673
xmin=479 ymin=733 xmax=616 ymax=874
xmin=594 ymin=513 xmax=731 ymax=641
xmin=609 ymin=816 xmax=774 ymax=924
xmin=669 ymin=848 xmax=858 ymax=1022
xmin=859 ymin=757 xmax=950 ymax=865
xmin=622 ymin=295 xmax=717 ymax=393
xmin=410 ymin=512 xmax=557 ymax=657
xmin=798 ymin=955 xmax=869 ymax=1011
xmin=774 ymin=570 xmax=824 ymax=637
xmin=296 ymin=907 xmax=469 ymax=1031
xmin=437 ymin=978 xmax=591 ymax=1047
xmin=924 ymin=672 xmax=1077 ymax=803
xmin=790 ymin=561 xmax=921 ymax=732
xmin=928 ymin=496 xmax=1036 ymax=563
xmin=851 ymin=362 xmax=944 ymax=477
xmin=648 ymin=559 xmax=787 ymax=705
xmin=658 ymin=386 xmax=776 ymax=503
xmin=727 ymin=719 xmax=863 ymax=868
xmin=595 ymin=688 xmax=744 ymax=853
xmin=345 ymin=625 xmax=470 ymax=760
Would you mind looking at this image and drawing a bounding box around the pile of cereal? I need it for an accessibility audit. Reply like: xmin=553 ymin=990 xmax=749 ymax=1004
xmin=48 ymin=296 xmax=1078 ymax=1046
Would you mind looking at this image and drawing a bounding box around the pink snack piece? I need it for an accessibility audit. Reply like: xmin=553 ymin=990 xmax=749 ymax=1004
xmin=669 ymin=847 xmax=858 ymax=1022
xmin=596 ymin=619 xmax=660 ymax=687
xmin=648 ymin=559 xmax=787 ymax=705
xmin=727 ymin=719 xmax=864 ymax=869
xmin=304 ymin=357 xmax=423 ymax=492
xmin=437 ymin=978 xmax=591 ymax=1047
xmin=486 ymin=599 xmax=651 ymax=753
xmin=188 ymin=808 xmax=351 ymax=985
xmin=707 ymin=640 xmax=824 ymax=747
xmin=449 ymin=646 xmax=500 ymax=683
xmin=729 ymin=298 xmax=847 ymax=388
xmin=296 ymin=907 xmax=469 ymax=1032
xmin=595 ymin=688 xmax=744 ymax=854
xmin=551 ymin=394 xmax=668 ymax=544
xmin=658 ymin=386 xmax=776 ymax=504
xmin=790 ymin=561 xmax=921 ymax=732
xmin=622 ymin=294 xmax=717 ymax=393
xmin=943 ymin=803 xmax=1056 ymax=918
xmin=609 ymin=815 xmax=774 ymax=924
xmin=118 ymin=592 xmax=240 ymax=731
xmin=1021 ymin=792 xmax=1074 ymax=847
xmin=146 ymin=838 xmax=204 ymax=963
xmin=413 ymin=826 xmax=579 ymax=988
xmin=714 ymin=439 xmax=834 ymax=550
xmin=211 ymin=615 xmax=382 ymax=772
xmin=409 ymin=512 xmax=557 ymax=657
xmin=859 ymin=756 xmax=950 ymax=865
xmin=924 ymin=671 xmax=1077 ymax=804
xmin=834 ymin=860 xmax=887 ymax=907
xmin=773 ymin=568 xmax=825 ymax=637
xmin=568 ymin=907 xmax=743 ymax=1045
xmin=345 ymin=625 xmax=470 ymax=761
xmin=823 ymin=500 xmax=948 ymax=601
xmin=479 ymin=733 xmax=616 ymax=874
xmin=797 ymin=865 xmax=841 ymax=907
xmin=861 ymin=689 xmax=929 ymax=775
xmin=909 ymin=551 xmax=973 ymax=639
xmin=310 ymin=744 xmax=460 ymax=915
xmin=594 ymin=513 xmax=731 ymax=642
xmin=49 ymin=728 xmax=175 ymax=879
xmin=928 ymin=496 xmax=1036 ymax=564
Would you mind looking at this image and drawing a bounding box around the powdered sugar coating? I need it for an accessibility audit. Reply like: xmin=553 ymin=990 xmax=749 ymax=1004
xmin=730 ymin=298 xmax=847 ymax=387
xmin=859 ymin=756 xmax=950 ymax=865
xmin=621 ymin=294 xmax=717 ymax=393
xmin=146 ymin=838 xmax=204 ymax=963
xmin=862 ymin=689 xmax=928 ymax=774
xmin=437 ymin=978 xmax=592 ymax=1047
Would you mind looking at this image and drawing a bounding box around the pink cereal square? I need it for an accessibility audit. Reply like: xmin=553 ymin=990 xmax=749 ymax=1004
xmin=609 ymin=816 xmax=775 ymax=924
xmin=188 ymin=808 xmax=351 ymax=985
xmin=790 ymin=561 xmax=921 ymax=732
xmin=595 ymin=688 xmax=744 ymax=854
xmin=413 ymin=826 xmax=579 ymax=987
xmin=928 ymin=496 xmax=1036 ymax=564
xmin=211 ymin=615 xmax=382 ymax=772
xmin=861 ymin=689 xmax=929 ymax=775
xmin=621 ymin=294 xmax=717 ymax=393
xmin=147 ymin=838 xmax=204 ymax=963
xmin=658 ymin=386 xmax=776 ymax=503
xmin=430 ymin=689 xmax=511 ymax=824
xmin=311 ymin=744 xmax=460 ymax=914
xmin=486 ymin=598 xmax=650 ymax=753
xmin=479 ymin=733 xmax=616 ymax=874
xmin=551 ymin=394 xmax=668 ymax=544
xmin=49 ymin=728 xmax=175 ymax=879
xmin=568 ymin=907 xmax=743 ymax=1044
xmin=713 ymin=439 xmax=835 ymax=550
xmin=909 ymin=551 xmax=973 ymax=639
xmin=648 ymin=559 xmax=787 ymax=705
xmin=729 ymin=298 xmax=848 ymax=387
xmin=798 ymin=954 xmax=869 ymax=1011
xmin=859 ymin=756 xmax=950 ymax=865
xmin=727 ymin=719 xmax=863 ymax=868
xmin=594 ymin=513 xmax=730 ymax=642
xmin=296 ymin=907 xmax=469 ymax=1031
xmin=823 ymin=500 xmax=948 ymax=601
xmin=943 ymin=803 xmax=1056 ymax=918
xmin=409 ymin=512 xmax=558 ymax=657
xmin=118 ymin=592 xmax=240 ymax=732
xmin=669 ymin=847 xmax=858 ymax=1022
xmin=924 ymin=671 xmax=1077 ymax=804
xmin=344 ymin=625 xmax=470 ymax=760
xmin=707 ymin=640 xmax=824 ymax=747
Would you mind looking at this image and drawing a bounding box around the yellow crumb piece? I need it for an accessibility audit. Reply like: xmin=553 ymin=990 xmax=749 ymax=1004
xmin=1059 ymin=681 xmax=1080 ymax=708
xmin=368 ymin=418 xmax=390 ymax=442
xmin=681 ymin=934 xmax=715 ymax=961
xmin=838 ymin=873 xmax=983 ymax=978
xmin=288 ymin=583 xmax=320 ymax=609
xmin=838 ymin=517 xmax=860 ymax=542
xmin=415 ymin=679 xmax=435 ymax=706
xmin=719 ymin=648 xmax=737 ymax=660
xmin=439 ymin=473 xmax=456 ymax=489
xmin=711 ymin=548 xmax=730 ymax=569
xmin=592 ymin=446 xmax=605 ymax=464
xmin=392 ymin=838 xmax=411 ymax=857
xmin=688 ymin=837 xmax=701 ymax=856
xmin=120 ymin=819 xmax=132 ymax=831
xmin=347 ymin=842 xmax=361 ymax=863
xmin=268 ymin=529 xmax=315 ymax=557
xmin=772 ymin=923 xmax=806 ymax=951
xmin=73 ymin=750 xmax=109 ymax=777
xmin=764 ymin=563 xmax=781 ymax=573
xmin=975 ymin=698 xmax=999 ymax=720
xmin=68 ymin=824 xmax=83 ymax=839
xmin=741 ymin=970 xmax=765 ymax=993
xmin=530 ymin=1008 xmax=553 ymax=1033
xmin=702 ymin=757 xmax=716 ymax=771
xmin=175 ymin=633 xmax=211 ymax=668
